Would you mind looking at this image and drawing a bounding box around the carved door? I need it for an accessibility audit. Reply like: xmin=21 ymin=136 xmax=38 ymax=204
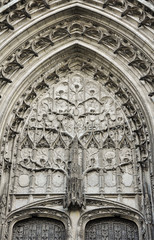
xmin=85 ymin=218 xmax=139 ymax=240
xmin=12 ymin=218 xmax=66 ymax=240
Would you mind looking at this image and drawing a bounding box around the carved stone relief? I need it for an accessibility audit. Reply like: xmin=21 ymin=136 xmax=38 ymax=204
xmin=0 ymin=50 xmax=150 ymax=195
xmin=0 ymin=16 xmax=153 ymax=98
xmin=0 ymin=0 xmax=153 ymax=34
xmin=2 ymin=70 xmax=144 ymax=208
xmin=0 ymin=1 xmax=153 ymax=239
xmin=0 ymin=50 xmax=152 ymax=238
xmin=85 ymin=217 xmax=139 ymax=240
xmin=12 ymin=217 xmax=66 ymax=240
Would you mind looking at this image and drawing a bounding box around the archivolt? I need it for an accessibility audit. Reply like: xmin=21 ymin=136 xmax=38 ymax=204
xmin=0 ymin=4 xmax=153 ymax=100
xmin=0 ymin=44 xmax=153 ymax=223
xmin=78 ymin=199 xmax=144 ymax=240
xmin=0 ymin=39 xmax=153 ymax=188
xmin=0 ymin=43 xmax=152 ymax=141
xmin=0 ymin=0 xmax=153 ymax=35
xmin=0 ymin=2 xmax=153 ymax=239
xmin=4 ymin=204 xmax=71 ymax=240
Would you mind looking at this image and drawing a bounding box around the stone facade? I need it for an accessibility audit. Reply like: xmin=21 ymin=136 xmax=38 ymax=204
xmin=0 ymin=0 xmax=153 ymax=239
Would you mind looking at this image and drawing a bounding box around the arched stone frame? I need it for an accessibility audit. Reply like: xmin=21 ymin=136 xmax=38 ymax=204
xmin=0 ymin=4 xmax=153 ymax=131
xmin=0 ymin=42 xmax=153 ymax=239
xmin=1 ymin=39 xmax=153 ymax=139
xmin=85 ymin=217 xmax=139 ymax=240
xmin=0 ymin=2 xmax=153 ymax=240
xmin=77 ymin=198 xmax=144 ymax=240
xmin=0 ymin=4 xmax=153 ymax=98
xmin=0 ymin=1 xmax=153 ymax=48
xmin=3 ymin=203 xmax=72 ymax=240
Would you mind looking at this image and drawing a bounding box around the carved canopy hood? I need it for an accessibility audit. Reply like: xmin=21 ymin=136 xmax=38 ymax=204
xmin=0 ymin=1 xmax=153 ymax=240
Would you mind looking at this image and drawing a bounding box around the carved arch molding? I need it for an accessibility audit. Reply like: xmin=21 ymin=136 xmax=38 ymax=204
xmin=0 ymin=1 xmax=153 ymax=240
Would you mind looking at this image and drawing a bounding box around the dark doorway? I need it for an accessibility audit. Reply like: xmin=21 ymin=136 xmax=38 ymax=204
xmin=85 ymin=217 xmax=139 ymax=240
xmin=12 ymin=217 xmax=66 ymax=240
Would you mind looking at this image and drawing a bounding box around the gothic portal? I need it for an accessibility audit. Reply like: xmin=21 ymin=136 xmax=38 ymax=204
xmin=0 ymin=0 xmax=153 ymax=240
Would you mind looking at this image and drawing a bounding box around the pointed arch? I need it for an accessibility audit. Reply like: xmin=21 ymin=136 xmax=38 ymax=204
xmin=0 ymin=1 xmax=153 ymax=240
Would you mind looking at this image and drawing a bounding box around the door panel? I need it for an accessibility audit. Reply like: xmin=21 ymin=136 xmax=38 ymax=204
xmin=12 ymin=218 xmax=66 ymax=240
xmin=85 ymin=217 xmax=139 ymax=240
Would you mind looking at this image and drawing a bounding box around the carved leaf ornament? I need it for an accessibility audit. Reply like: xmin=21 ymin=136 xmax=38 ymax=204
xmin=0 ymin=1 xmax=153 ymax=238
xmin=0 ymin=0 xmax=153 ymax=31
xmin=0 ymin=2 xmax=153 ymax=98
xmin=1 ymin=57 xmax=150 ymax=210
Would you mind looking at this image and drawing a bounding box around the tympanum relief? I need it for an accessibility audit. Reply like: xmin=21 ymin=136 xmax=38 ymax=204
xmin=6 ymin=72 xmax=139 ymax=210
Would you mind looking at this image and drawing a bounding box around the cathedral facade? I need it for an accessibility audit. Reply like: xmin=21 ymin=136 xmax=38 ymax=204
xmin=0 ymin=0 xmax=154 ymax=239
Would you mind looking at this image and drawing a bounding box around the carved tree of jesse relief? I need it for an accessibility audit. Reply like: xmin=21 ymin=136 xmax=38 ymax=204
xmin=7 ymin=72 xmax=138 ymax=209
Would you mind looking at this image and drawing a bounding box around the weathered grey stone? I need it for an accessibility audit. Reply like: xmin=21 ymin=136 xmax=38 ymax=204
xmin=0 ymin=1 xmax=153 ymax=239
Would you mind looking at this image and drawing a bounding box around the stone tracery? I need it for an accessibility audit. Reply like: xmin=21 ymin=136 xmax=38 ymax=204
xmin=0 ymin=51 xmax=151 ymax=216
xmin=10 ymin=71 xmax=139 ymax=200
xmin=0 ymin=0 xmax=153 ymax=32
xmin=0 ymin=15 xmax=153 ymax=98
xmin=0 ymin=48 xmax=152 ymax=235
xmin=0 ymin=1 xmax=153 ymax=239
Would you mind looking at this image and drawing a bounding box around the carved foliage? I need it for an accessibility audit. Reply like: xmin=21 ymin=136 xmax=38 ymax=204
xmin=0 ymin=0 xmax=50 ymax=32
xmin=8 ymin=72 xmax=141 ymax=199
xmin=0 ymin=17 xmax=153 ymax=98
xmin=102 ymin=0 xmax=154 ymax=29
xmin=0 ymin=0 xmax=153 ymax=34
xmin=0 ymin=56 xmax=150 ymax=227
